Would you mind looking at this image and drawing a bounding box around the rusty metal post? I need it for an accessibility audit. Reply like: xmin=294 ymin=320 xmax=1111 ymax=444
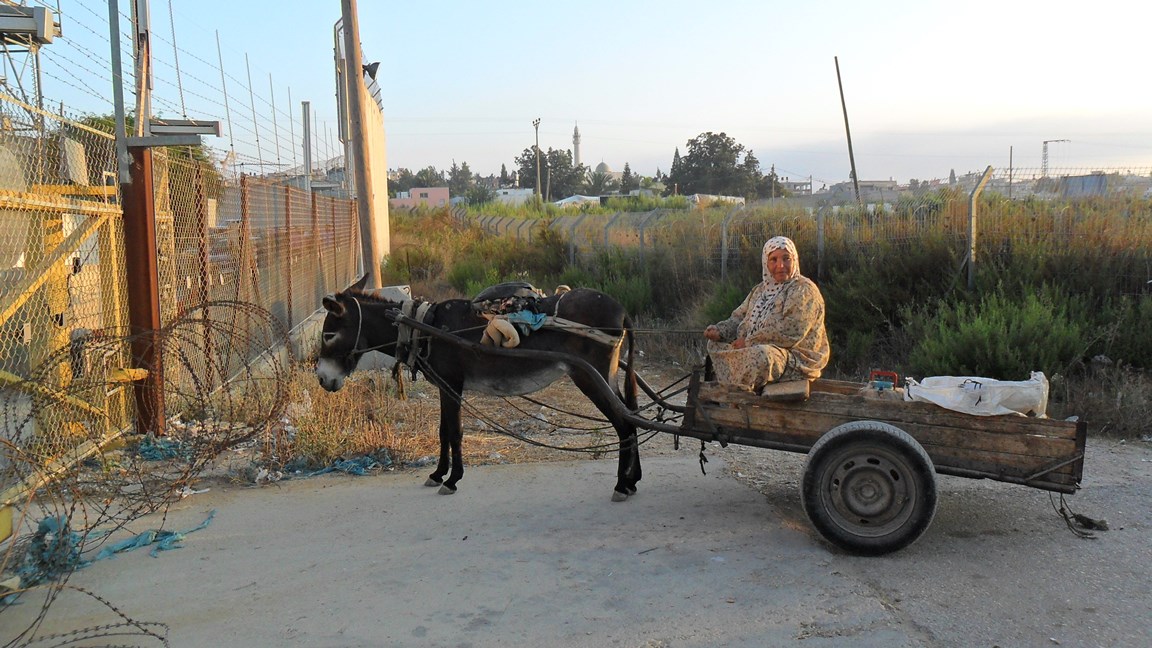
xmin=193 ymin=164 xmax=210 ymax=306
xmin=330 ymin=199 xmax=338 ymax=288
xmin=122 ymin=146 xmax=164 ymax=436
xmin=311 ymin=191 xmax=322 ymax=304
xmin=283 ymin=185 xmax=294 ymax=330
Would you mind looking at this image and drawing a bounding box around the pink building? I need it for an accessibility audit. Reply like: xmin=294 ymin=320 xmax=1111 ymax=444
xmin=389 ymin=187 xmax=449 ymax=209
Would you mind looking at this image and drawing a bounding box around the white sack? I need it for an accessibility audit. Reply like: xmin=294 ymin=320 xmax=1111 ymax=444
xmin=904 ymin=371 xmax=1049 ymax=417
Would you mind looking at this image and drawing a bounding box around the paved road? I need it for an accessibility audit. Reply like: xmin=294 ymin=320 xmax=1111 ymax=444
xmin=4 ymin=438 xmax=1150 ymax=647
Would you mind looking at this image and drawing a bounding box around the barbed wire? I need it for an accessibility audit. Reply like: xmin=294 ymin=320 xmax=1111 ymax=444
xmin=51 ymin=0 xmax=337 ymax=181
xmin=0 ymin=302 xmax=291 ymax=646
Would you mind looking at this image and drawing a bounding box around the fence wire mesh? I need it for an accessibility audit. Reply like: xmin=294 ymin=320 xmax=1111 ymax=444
xmin=478 ymin=166 xmax=1152 ymax=296
xmin=0 ymin=91 xmax=362 ymax=642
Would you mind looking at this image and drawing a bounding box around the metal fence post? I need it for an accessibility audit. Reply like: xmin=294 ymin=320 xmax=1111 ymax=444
xmin=604 ymin=211 xmax=622 ymax=252
xmin=720 ymin=207 xmax=742 ymax=282
xmin=283 ymin=185 xmax=294 ymax=331
xmin=968 ymin=165 xmax=994 ymax=291
xmin=816 ymin=207 xmax=825 ymax=283
xmin=638 ymin=210 xmax=662 ymax=264
xmin=568 ymin=214 xmax=588 ymax=266
xmin=122 ymin=146 xmax=164 ymax=436
xmin=311 ymin=192 xmax=322 ymax=304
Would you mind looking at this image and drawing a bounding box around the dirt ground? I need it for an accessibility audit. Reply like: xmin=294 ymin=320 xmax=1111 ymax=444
xmin=3 ymin=367 xmax=1151 ymax=648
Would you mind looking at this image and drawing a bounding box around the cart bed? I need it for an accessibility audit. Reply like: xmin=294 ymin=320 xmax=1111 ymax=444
xmin=680 ymin=374 xmax=1086 ymax=494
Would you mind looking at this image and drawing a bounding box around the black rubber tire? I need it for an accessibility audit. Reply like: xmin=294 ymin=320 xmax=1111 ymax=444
xmin=801 ymin=421 xmax=938 ymax=556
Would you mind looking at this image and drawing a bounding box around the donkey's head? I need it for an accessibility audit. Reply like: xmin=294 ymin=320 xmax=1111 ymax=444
xmin=315 ymin=274 xmax=373 ymax=392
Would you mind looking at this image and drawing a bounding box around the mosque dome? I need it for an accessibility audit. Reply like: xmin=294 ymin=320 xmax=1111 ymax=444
xmin=594 ymin=161 xmax=612 ymax=174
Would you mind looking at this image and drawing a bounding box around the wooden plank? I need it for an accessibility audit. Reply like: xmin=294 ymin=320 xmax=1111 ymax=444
xmin=699 ymin=380 xmax=810 ymax=403
xmin=687 ymin=371 xmax=1084 ymax=492
xmin=699 ymin=400 xmax=1078 ymax=462
xmin=704 ymin=387 xmax=1078 ymax=441
xmin=697 ymin=403 xmax=1080 ymax=484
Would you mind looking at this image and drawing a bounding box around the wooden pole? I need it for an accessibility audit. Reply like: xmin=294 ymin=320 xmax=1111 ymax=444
xmin=835 ymin=56 xmax=861 ymax=206
xmin=340 ymin=0 xmax=382 ymax=288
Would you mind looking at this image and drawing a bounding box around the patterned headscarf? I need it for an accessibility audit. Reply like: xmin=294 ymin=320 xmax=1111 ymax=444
xmin=762 ymin=236 xmax=800 ymax=285
xmin=743 ymin=236 xmax=802 ymax=336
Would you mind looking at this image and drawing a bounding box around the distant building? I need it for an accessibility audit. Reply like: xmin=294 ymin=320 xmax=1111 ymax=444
xmin=1060 ymin=173 xmax=1108 ymax=198
xmin=495 ymin=187 xmax=534 ymax=206
xmin=592 ymin=161 xmax=623 ymax=183
xmin=389 ymin=186 xmax=449 ymax=209
xmin=778 ymin=177 xmax=812 ymax=196
xmin=685 ymin=193 xmax=745 ymax=207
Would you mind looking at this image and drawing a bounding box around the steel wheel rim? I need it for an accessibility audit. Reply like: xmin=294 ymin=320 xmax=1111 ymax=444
xmin=817 ymin=443 xmax=920 ymax=538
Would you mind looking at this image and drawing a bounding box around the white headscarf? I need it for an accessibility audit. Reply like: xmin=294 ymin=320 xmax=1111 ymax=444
xmin=743 ymin=236 xmax=801 ymax=335
xmin=761 ymin=236 xmax=800 ymax=284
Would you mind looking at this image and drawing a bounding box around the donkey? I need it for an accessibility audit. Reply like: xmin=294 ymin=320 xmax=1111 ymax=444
xmin=315 ymin=275 xmax=642 ymax=501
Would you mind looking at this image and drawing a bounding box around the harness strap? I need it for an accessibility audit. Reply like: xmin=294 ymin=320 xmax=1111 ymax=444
xmin=396 ymin=299 xmax=434 ymax=378
xmin=545 ymin=316 xmax=623 ymax=348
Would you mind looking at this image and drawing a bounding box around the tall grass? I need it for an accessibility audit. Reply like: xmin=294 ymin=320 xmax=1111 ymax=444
xmin=378 ymin=199 xmax=1152 ymax=437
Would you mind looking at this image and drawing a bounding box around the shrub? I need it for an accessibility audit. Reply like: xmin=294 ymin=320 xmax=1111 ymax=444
xmin=904 ymin=286 xmax=1087 ymax=379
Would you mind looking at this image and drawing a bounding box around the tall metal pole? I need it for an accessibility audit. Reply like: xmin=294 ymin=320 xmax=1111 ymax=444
xmin=340 ymin=0 xmax=382 ymax=288
xmin=302 ymin=100 xmax=313 ymax=194
xmin=834 ymin=56 xmax=861 ymax=206
xmin=968 ymin=166 xmax=994 ymax=291
xmin=532 ymin=117 xmax=542 ymax=205
xmin=1008 ymin=146 xmax=1013 ymax=200
xmin=109 ymin=0 xmax=130 ymax=183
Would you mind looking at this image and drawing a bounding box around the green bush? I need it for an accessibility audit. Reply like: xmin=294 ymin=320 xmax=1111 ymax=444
xmin=904 ymin=286 xmax=1087 ymax=379
xmin=698 ymin=282 xmax=748 ymax=324
xmin=1097 ymin=295 xmax=1152 ymax=367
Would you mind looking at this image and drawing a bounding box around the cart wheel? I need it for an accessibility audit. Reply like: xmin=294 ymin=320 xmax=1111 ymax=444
xmin=801 ymin=421 xmax=937 ymax=556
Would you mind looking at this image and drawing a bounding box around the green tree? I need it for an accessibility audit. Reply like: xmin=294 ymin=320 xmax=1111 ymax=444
xmin=585 ymin=170 xmax=619 ymax=196
xmin=665 ymin=132 xmax=764 ymax=199
xmin=619 ymin=162 xmax=637 ymax=194
xmin=499 ymin=163 xmax=512 ymax=187
xmin=414 ymin=165 xmax=446 ymax=188
xmin=448 ymin=160 xmax=474 ymax=197
xmin=515 ymin=146 xmax=587 ymax=200
xmin=758 ymin=163 xmax=785 ymax=199
xmin=389 ymin=167 xmax=417 ymax=197
xmin=465 ymin=183 xmax=496 ymax=205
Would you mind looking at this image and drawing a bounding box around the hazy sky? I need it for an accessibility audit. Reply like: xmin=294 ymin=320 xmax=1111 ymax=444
xmin=43 ymin=0 xmax=1152 ymax=186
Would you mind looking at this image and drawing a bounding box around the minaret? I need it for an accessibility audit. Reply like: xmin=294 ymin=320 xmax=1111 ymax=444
xmin=573 ymin=122 xmax=581 ymax=168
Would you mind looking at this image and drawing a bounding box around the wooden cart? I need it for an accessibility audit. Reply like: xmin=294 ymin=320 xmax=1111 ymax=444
xmin=672 ymin=372 xmax=1087 ymax=555
xmin=384 ymin=312 xmax=1087 ymax=556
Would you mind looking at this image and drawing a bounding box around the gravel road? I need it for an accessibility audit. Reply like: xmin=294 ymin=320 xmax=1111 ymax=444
xmin=4 ymin=433 xmax=1149 ymax=648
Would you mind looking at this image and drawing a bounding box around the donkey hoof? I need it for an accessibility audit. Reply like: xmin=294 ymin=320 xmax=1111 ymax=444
xmin=438 ymin=484 xmax=457 ymax=495
xmin=424 ymin=477 xmax=442 ymax=487
xmin=625 ymin=486 xmax=637 ymax=496
xmin=611 ymin=490 xmax=629 ymax=502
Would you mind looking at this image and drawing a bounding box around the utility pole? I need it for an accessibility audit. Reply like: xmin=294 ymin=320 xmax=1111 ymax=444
xmin=1042 ymin=139 xmax=1069 ymax=177
xmin=340 ymin=0 xmax=382 ymax=288
xmin=533 ymin=117 xmax=541 ymax=204
xmin=835 ymin=56 xmax=861 ymax=206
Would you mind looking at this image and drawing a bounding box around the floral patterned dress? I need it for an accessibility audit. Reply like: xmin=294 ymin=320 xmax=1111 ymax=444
xmin=707 ymin=239 xmax=830 ymax=390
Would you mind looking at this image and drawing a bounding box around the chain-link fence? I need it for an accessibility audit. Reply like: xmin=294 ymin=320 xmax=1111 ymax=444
xmin=1 ymin=92 xmax=361 ymax=548
xmin=0 ymin=94 xmax=132 ymax=463
xmin=475 ymin=166 xmax=1152 ymax=294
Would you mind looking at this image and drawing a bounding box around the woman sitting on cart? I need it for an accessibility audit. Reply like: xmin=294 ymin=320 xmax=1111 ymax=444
xmin=703 ymin=236 xmax=830 ymax=391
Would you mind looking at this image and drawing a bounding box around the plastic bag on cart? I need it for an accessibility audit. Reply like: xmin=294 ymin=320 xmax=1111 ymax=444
xmin=904 ymin=371 xmax=1049 ymax=417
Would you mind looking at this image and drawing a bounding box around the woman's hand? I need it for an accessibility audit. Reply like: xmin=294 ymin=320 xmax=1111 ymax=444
xmin=731 ymin=337 xmax=747 ymax=349
xmin=704 ymin=325 xmax=721 ymax=341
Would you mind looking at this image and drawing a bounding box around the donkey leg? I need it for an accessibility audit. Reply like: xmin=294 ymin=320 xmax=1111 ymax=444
xmin=572 ymin=373 xmax=637 ymax=501
xmin=438 ymin=389 xmax=465 ymax=495
xmin=425 ymin=388 xmax=455 ymax=487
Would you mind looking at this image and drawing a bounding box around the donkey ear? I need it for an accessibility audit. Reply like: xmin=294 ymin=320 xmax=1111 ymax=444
xmin=349 ymin=273 xmax=370 ymax=292
xmin=322 ymin=294 xmax=345 ymax=317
